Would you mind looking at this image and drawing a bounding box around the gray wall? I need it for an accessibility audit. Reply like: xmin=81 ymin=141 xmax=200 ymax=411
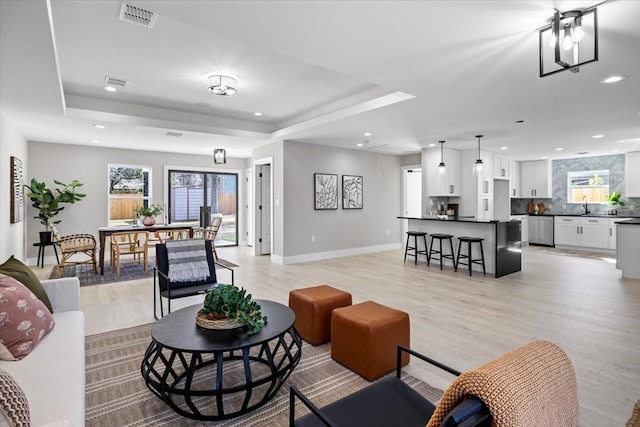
xmin=26 ymin=141 xmax=246 ymax=259
xmin=282 ymin=141 xmax=402 ymax=258
xmin=0 ymin=115 xmax=28 ymax=261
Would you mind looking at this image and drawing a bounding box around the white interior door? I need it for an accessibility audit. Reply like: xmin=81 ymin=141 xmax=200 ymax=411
xmin=403 ymin=167 xmax=422 ymax=237
xmin=258 ymin=164 xmax=272 ymax=255
xmin=246 ymin=168 xmax=253 ymax=247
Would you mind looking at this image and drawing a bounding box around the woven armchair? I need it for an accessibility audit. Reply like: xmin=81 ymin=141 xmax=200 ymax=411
xmin=51 ymin=225 xmax=97 ymax=279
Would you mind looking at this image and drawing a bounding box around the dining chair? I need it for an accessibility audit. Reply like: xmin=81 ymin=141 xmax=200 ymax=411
xmin=153 ymin=228 xmax=191 ymax=244
xmin=50 ymin=223 xmax=98 ymax=278
xmin=203 ymin=216 xmax=223 ymax=260
xmin=110 ymin=231 xmax=149 ymax=278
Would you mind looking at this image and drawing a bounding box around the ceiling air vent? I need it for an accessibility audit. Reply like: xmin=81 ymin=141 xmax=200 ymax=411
xmin=104 ymin=76 xmax=129 ymax=87
xmin=118 ymin=3 xmax=158 ymax=28
xmin=165 ymin=132 xmax=183 ymax=138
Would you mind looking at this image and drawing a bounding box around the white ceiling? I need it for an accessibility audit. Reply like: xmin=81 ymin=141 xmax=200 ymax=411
xmin=1 ymin=0 xmax=639 ymax=161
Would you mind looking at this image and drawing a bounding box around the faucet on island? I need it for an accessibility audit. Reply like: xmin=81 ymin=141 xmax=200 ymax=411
xmin=583 ymin=195 xmax=590 ymax=215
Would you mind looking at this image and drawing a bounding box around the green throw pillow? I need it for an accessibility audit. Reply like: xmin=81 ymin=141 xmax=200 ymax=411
xmin=0 ymin=256 xmax=53 ymax=313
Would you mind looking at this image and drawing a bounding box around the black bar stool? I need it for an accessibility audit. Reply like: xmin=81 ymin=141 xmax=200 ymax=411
xmin=427 ymin=233 xmax=455 ymax=270
xmin=404 ymin=231 xmax=428 ymax=265
xmin=455 ymin=236 xmax=486 ymax=276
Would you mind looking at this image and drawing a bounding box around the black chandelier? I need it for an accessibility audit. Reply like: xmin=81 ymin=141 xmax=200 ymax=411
xmin=213 ymin=148 xmax=226 ymax=164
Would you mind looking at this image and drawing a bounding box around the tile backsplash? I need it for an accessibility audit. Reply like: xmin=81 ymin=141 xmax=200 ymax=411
xmin=510 ymin=154 xmax=640 ymax=217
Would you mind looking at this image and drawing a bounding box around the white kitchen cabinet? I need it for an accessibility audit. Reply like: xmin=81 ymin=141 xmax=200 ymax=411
xmin=476 ymin=196 xmax=493 ymax=221
xmin=427 ymin=147 xmax=461 ymax=197
xmin=520 ymin=160 xmax=551 ymax=198
xmin=529 ymin=216 xmax=554 ymax=246
xmin=554 ymin=216 xmax=610 ymax=249
xmin=493 ymin=154 xmax=510 ymax=180
xmin=609 ymin=219 xmax=617 ymax=250
xmin=625 ymin=152 xmax=640 ymax=197
xmin=510 ymin=214 xmax=528 ymax=243
xmin=509 ymin=160 xmax=520 ymax=198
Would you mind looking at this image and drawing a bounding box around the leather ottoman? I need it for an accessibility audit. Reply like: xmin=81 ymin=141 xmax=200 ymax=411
xmin=331 ymin=301 xmax=410 ymax=381
xmin=288 ymin=285 xmax=352 ymax=345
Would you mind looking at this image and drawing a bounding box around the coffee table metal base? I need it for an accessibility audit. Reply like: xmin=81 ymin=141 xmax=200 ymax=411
xmin=140 ymin=326 xmax=301 ymax=421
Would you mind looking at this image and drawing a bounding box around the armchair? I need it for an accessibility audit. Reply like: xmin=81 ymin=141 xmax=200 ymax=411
xmin=50 ymin=224 xmax=97 ymax=278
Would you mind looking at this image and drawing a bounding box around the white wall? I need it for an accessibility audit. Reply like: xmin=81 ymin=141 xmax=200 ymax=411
xmin=281 ymin=141 xmax=402 ymax=263
xmin=0 ymin=115 xmax=27 ymax=262
xmin=26 ymin=141 xmax=246 ymax=262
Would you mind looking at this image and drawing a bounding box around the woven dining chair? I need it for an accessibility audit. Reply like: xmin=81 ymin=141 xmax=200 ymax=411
xmin=50 ymin=224 xmax=98 ymax=278
xmin=110 ymin=231 xmax=149 ymax=278
xmin=203 ymin=216 xmax=223 ymax=260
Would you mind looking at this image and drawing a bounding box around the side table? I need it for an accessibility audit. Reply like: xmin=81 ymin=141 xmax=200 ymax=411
xmin=33 ymin=242 xmax=59 ymax=268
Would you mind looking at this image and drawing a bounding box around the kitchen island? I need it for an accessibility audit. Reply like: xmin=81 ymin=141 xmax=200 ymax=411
xmin=398 ymin=216 xmax=521 ymax=278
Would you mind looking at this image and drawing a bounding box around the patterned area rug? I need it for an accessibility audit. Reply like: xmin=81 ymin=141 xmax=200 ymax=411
xmin=48 ymin=258 xmax=238 ymax=286
xmin=628 ymin=400 xmax=640 ymax=427
xmin=85 ymin=323 xmax=443 ymax=426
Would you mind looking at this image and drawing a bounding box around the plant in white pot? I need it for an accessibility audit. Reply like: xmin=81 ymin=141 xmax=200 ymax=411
xmin=605 ymin=192 xmax=626 ymax=215
xmin=25 ymin=178 xmax=86 ymax=243
xmin=135 ymin=204 xmax=164 ymax=226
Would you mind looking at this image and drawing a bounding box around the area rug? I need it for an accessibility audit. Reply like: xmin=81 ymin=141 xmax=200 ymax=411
xmin=85 ymin=323 xmax=443 ymax=426
xmin=49 ymin=258 xmax=238 ymax=286
xmin=628 ymin=399 xmax=640 ymax=427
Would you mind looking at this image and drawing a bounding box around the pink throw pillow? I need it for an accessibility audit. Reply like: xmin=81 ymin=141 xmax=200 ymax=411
xmin=0 ymin=274 xmax=55 ymax=360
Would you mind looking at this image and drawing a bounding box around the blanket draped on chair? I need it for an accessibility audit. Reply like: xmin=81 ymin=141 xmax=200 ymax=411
xmin=426 ymin=340 xmax=579 ymax=427
xmin=165 ymin=239 xmax=210 ymax=282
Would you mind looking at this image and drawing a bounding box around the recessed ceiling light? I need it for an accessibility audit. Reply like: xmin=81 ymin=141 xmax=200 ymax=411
xmin=89 ymin=139 xmax=100 ymax=143
xmin=104 ymin=86 xmax=117 ymax=92
xmin=555 ymin=147 xmax=564 ymax=151
xmin=428 ymin=143 xmax=436 ymax=147
xmin=254 ymin=112 xmax=263 ymax=116
xmin=363 ymin=132 xmax=372 ymax=137
xmin=592 ymin=134 xmax=605 ymax=138
xmin=541 ymin=156 xmax=548 ymax=159
xmin=356 ymin=143 xmax=363 ymax=147
xmin=93 ymin=124 xmax=106 ymax=129
xmin=600 ymin=75 xmax=627 ymax=84
xmin=500 ymin=146 xmax=508 ymax=150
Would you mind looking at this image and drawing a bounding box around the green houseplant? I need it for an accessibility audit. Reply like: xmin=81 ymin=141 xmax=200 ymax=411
xmin=200 ymin=285 xmax=267 ymax=335
xmin=25 ymin=178 xmax=86 ymax=242
xmin=605 ymin=192 xmax=626 ymax=215
xmin=135 ymin=204 xmax=164 ymax=226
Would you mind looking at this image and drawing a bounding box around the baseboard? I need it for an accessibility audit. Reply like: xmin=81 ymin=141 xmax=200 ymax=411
xmin=278 ymin=243 xmax=401 ymax=265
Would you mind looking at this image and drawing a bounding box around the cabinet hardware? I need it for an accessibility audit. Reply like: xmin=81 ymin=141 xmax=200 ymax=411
xmin=512 ymin=189 xmax=516 ymax=196
xmin=484 ymin=181 xmax=489 ymax=193
xmin=610 ymin=228 xmax=612 ymax=236
xmin=588 ymin=219 xmax=597 ymax=223
xmin=576 ymin=226 xmax=580 ymax=234
xmin=501 ymin=168 xmax=505 ymax=176
xmin=484 ymin=199 xmax=489 ymax=211
xmin=450 ymin=185 xmax=454 ymax=194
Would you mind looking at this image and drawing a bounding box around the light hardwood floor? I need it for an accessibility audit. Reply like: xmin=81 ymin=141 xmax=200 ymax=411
xmin=34 ymin=245 xmax=640 ymax=426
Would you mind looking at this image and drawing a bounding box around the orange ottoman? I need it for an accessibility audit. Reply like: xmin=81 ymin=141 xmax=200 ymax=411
xmin=331 ymin=301 xmax=410 ymax=381
xmin=288 ymin=285 xmax=352 ymax=345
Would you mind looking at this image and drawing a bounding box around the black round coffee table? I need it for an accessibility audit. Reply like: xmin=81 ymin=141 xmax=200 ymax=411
xmin=140 ymin=300 xmax=302 ymax=421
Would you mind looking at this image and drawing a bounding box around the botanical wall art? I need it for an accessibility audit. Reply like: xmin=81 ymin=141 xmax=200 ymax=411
xmin=342 ymin=175 xmax=363 ymax=209
xmin=10 ymin=156 xmax=24 ymax=223
xmin=314 ymin=173 xmax=338 ymax=210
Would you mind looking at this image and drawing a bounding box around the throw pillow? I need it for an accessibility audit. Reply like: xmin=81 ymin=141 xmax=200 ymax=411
xmin=0 ymin=275 xmax=55 ymax=360
xmin=0 ymin=256 xmax=53 ymax=313
xmin=0 ymin=369 xmax=30 ymax=426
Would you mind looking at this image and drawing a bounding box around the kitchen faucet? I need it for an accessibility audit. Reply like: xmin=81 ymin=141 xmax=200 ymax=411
xmin=583 ymin=195 xmax=590 ymax=215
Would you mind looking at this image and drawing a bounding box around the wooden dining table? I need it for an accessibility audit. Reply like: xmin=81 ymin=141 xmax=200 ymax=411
xmin=97 ymin=224 xmax=194 ymax=275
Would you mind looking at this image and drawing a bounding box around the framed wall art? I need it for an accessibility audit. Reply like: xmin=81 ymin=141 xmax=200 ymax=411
xmin=10 ymin=156 xmax=24 ymax=223
xmin=314 ymin=173 xmax=338 ymax=210
xmin=342 ymin=175 xmax=363 ymax=209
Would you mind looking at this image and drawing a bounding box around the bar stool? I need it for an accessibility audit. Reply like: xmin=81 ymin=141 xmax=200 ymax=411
xmin=427 ymin=233 xmax=455 ymax=270
xmin=455 ymin=236 xmax=486 ymax=276
xmin=404 ymin=231 xmax=428 ymax=265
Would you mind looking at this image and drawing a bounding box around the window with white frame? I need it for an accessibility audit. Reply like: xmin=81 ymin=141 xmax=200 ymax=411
xmin=567 ymin=169 xmax=609 ymax=204
xmin=108 ymin=164 xmax=152 ymax=226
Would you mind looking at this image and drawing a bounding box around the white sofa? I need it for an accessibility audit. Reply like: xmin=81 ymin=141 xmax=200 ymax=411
xmin=0 ymin=277 xmax=85 ymax=427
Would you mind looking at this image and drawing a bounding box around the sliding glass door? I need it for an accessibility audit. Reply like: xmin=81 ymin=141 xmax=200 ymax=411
xmin=168 ymin=170 xmax=237 ymax=247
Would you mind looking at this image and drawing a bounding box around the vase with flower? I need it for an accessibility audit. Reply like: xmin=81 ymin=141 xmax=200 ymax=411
xmin=135 ymin=204 xmax=164 ymax=226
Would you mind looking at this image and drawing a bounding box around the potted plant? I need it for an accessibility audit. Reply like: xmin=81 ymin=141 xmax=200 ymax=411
xmin=135 ymin=204 xmax=164 ymax=226
xmin=25 ymin=178 xmax=86 ymax=243
xmin=605 ymin=192 xmax=626 ymax=215
xmin=198 ymin=284 xmax=267 ymax=335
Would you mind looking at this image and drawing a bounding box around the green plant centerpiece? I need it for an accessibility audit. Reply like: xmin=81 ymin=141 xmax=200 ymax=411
xmin=135 ymin=203 xmax=164 ymax=218
xmin=199 ymin=284 xmax=267 ymax=335
xmin=605 ymin=192 xmax=626 ymax=215
xmin=25 ymin=178 xmax=86 ymax=233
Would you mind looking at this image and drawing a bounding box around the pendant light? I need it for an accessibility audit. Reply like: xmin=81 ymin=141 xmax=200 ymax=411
xmin=438 ymin=140 xmax=446 ymax=176
xmin=473 ymin=135 xmax=484 ymax=176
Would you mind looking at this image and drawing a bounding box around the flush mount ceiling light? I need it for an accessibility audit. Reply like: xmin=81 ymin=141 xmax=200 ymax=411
xmin=601 ymin=75 xmax=627 ymax=84
xmin=208 ymin=75 xmax=237 ymax=96
xmin=539 ymin=7 xmax=598 ymax=77
xmin=473 ymin=135 xmax=484 ymax=176
xmin=438 ymin=141 xmax=447 ymax=176
xmin=213 ymin=148 xmax=226 ymax=164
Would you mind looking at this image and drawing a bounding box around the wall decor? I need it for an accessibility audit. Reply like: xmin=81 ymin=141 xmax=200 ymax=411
xmin=342 ymin=175 xmax=363 ymax=209
xmin=10 ymin=156 xmax=24 ymax=223
xmin=314 ymin=173 xmax=338 ymax=210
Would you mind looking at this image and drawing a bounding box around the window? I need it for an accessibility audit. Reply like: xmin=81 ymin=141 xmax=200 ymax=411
xmin=108 ymin=165 xmax=152 ymax=226
xmin=168 ymin=170 xmax=238 ymax=246
xmin=567 ymin=169 xmax=609 ymax=203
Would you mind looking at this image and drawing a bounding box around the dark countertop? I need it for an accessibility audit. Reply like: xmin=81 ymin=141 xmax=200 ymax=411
xmin=398 ymin=216 xmax=506 ymax=224
xmin=615 ymin=218 xmax=640 ymax=225
xmin=511 ymin=213 xmax=640 ymax=218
